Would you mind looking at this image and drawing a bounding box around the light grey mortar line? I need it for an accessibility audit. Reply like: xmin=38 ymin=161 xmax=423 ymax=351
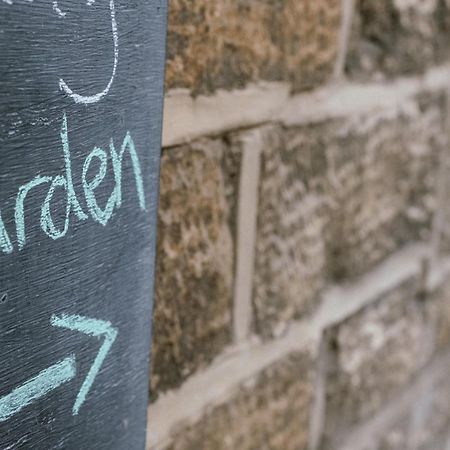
xmin=430 ymin=85 xmax=450 ymax=266
xmin=426 ymin=253 xmax=450 ymax=292
xmin=427 ymin=98 xmax=450 ymax=296
xmin=147 ymin=243 xmax=442 ymax=449
xmin=407 ymin=383 xmax=431 ymax=450
xmin=280 ymin=64 xmax=450 ymax=128
xmin=162 ymin=65 xmax=450 ymax=148
xmin=147 ymin=321 xmax=316 ymax=450
xmin=313 ymin=242 xmax=430 ymax=330
xmin=308 ymin=337 xmax=329 ymax=450
xmin=333 ymin=0 xmax=355 ymax=79
xmin=334 ymin=349 xmax=450 ymax=450
xmin=445 ymin=431 xmax=450 ymax=450
xmin=162 ymin=82 xmax=290 ymax=148
xmin=426 ymin=429 xmax=450 ymax=450
xmin=429 ymin=150 xmax=450 ymax=266
xmin=233 ymin=130 xmax=263 ymax=343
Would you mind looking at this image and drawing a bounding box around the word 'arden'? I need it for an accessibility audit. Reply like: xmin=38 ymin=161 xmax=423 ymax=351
xmin=0 ymin=113 xmax=145 ymax=254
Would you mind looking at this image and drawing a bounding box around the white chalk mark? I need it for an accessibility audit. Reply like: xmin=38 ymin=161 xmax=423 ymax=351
xmin=2 ymin=0 xmax=34 ymax=4
xmin=58 ymin=0 xmax=118 ymax=104
xmin=3 ymin=436 xmax=29 ymax=450
xmin=52 ymin=0 xmax=66 ymax=17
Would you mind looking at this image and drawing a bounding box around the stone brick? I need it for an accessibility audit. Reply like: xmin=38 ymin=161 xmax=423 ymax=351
xmin=366 ymin=355 xmax=450 ymax=450
xmin=321 ymin=278 xmax=434 ymax=446
xmin=347 ymin=0 xmax=450 ymax=79
xmin=354 ymin=418 xmax=410 ymax=450
xmin=377 ymin=421 xmax=410 ymax=450
xmin=163 ymin=352 xmax=314 ymax=450
xmin=412 ymin=366 xmax=450 ymax=450
xmin=427 ymin=276 xmax=450 ymax=352
xmin=324 ymin=94 xmax=445 ymax=281
xmin=254 ymin=124 xmax=329 ymax=337
xmin=253 ymin=95 xmax=445 ymax=338
xmin=166 ymin=0 xmax=341 ymax=95
xmin=151 ymin=138 xmax=239 ymax=398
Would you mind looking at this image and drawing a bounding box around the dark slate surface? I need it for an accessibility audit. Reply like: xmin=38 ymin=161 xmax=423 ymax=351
xmin=0 ymin=1 xmax=167 ymax=448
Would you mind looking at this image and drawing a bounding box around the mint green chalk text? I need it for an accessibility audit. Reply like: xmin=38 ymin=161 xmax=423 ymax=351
xmin=0 ymin=113 xmax=146 ymax=254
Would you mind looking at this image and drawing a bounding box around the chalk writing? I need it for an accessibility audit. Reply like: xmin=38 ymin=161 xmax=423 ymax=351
xmin=51 ymin=314 xmax=118 ymax=415
xmin=0 ymin=1 xmax=166 ymax=444
xmin=0 ymin=213 xmax=13 ymax=254
xmin=58 ymin=0 xmax=119 ymax=104
xmin=3 ymin=0 xmax=119 ymax=104
xmin=15 ymin=176 xmax=54 ymax=250
xmin=1 ymin=113 xmax=146 ymax=254
xmin=82 ymin=147 xmax=118 ymax=226
xmin=60 ymin=113 xmax=90 ymax=222
xmin=0 ymin=314 xmax=117 ymax=422
xmin=52 ymin=0 xmax=66 ymax=17
xmin=0 ymin=357 xmax=76 ymax=422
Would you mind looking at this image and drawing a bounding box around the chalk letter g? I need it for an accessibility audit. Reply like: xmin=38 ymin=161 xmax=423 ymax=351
xmin=53 ymin=0 xmax=118 ymax=104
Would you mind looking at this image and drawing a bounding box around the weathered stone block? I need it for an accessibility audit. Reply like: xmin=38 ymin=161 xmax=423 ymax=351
xmin=164 ymin=352 xmax=314 ymax=450
xmin=151 ymin=139 xmax=239 ymax=398
xmin=322 ymin=278 xmax=434 ymax=446
xmin=413 ymin=362 xmax=450 ymax=450
xmin=254 ymin=124 xmax=329 ymax=337
xmin=426 ymin=275 xmax=450 ymax=351
xmin=166 ymin=0 xmax=341 ymax=95
xmin=347 ymin=0 xmax=450 ymax=79
xmin=324 ymin=95 xmax=444 ymax=280
xmin=377 ymin=421 xmax=410 ymax=450
xmin=253 ymin=95 xmax=445 ymax=337
xmin=370 ymin=356 xmax=450 ymax=450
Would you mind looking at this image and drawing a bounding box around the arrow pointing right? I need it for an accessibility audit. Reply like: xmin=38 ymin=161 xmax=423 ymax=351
xmin=0 ymin=356 xmax=76 ymax=422
xmin=51 ymin=314 xmax=118 ymax=415
xmin=0 ymin=313 xmax=117 ymax=423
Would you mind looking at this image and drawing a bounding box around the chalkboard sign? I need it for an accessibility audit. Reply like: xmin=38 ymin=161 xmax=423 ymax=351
xmin=0 ymin=1 xmax=167 ymax=448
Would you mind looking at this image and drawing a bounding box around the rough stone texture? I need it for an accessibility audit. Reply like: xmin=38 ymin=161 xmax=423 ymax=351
xmin=164 ymin=353 xmax=314 ymax=450
xmin=377 ymin=421 xmax=410 ymax=450
xmin=412 ymin=366 xmax=450 ymax=450
xmin=324 ymin=94 xmax=445 ymax=281
xmin=166 ymin=0 xmax=341 ymax=95
xmin=362 ymin=355 xmax=450 ymax=450
xmin=254 ymin=124 xmax=329 ymax=337
xmin=347 ymin=0 xmax=450 ymax=79
xmin=436 ymin=172 xmax=450 ymax=254
xmin=151 ymin=138 xmax=239 ymax=398
xmin=253 ymin=95 xmax=445 ymax=338
xmin=427 ymin=276 xmax=450 ymax=352
xmin=322 ymin=278 xmax=435 ymax=447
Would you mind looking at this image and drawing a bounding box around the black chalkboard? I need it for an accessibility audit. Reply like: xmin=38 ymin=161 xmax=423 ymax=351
xmin=0 ymin=1 xmax=167 ymax=448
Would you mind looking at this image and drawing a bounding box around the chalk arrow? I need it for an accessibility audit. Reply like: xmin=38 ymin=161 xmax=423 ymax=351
xmin=0 ymin=314 xmax=117 ymax=422
xmin=0 ymin=356 xmax=76 ymax=422
xmin=50 ymin=314 xmax=118 ymax=415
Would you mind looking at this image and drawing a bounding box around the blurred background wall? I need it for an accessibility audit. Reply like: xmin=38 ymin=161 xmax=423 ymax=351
xmin=148 ymin=0 xmax=450 ymax=448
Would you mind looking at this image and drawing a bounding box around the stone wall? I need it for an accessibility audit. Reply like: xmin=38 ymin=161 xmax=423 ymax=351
xmin=148 ymin=0 xmax=450 ymax=448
